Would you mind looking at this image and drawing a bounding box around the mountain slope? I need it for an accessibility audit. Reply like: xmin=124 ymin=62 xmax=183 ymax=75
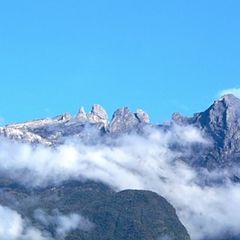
xmin=172 ymin=94 xmax=240 ymax=170
xmin=1 ymin=94 xmax=240 ymax=239
xmin=0 ymin=180 xmax=190 ymax=240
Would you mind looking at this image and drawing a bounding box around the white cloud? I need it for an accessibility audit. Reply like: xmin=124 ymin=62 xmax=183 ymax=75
xmin=219 ymin=87 xmax=240 ymax=98
xmin=0 ymin=125 xmax=238 ymax=240
xmin=56 ymin=213 xmax=93 ymax=238
xmin=34 ymin=209 xmax=93 ymax=239
xmin=0 ymin=205 xmax=23 ymax=240
xmin=0 ymin=205 xmax=51 ymax=240
xmin=0 ymin=205 xmax=91 ymax=240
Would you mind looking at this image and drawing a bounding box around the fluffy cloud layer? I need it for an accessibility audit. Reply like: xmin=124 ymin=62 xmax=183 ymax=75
xmin=0 ymin=124 xmax=238 ymax=240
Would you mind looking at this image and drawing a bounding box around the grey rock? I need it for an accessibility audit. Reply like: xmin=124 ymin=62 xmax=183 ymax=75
xmin=108 ymin=107 xmax=148 ymax=134
xmin=172 ymin=94 xmax=240 ymax=169
xmin=135 ymin=108 xmax=150 ymax=123
xmin=0 ymin=104 xmax=152 ymax=144
xmin=54 ymin=113 xmax=72 ymax=122
xmin=172 ymin=112 xmax=187 ymax=125
xmin=3 ymin=94 xmax=240 ymax=172
xmin=87 ymin=104 xmax=108 ymax=127
xmin=76 ymin=107 xmax=88 ymax=122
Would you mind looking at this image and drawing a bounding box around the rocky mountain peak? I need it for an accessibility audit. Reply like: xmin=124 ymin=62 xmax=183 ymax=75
xmin=88 ymin=104 xmax=108 ymax=126
xmin=202 ymin=94 xmax=240 ymax=129
xmin=76 ymin=104 xmax=108 ymax=127
xmin=171 ymin=94 xmax=240 ymax=169
xmin=76 ymin=107 xmax=88 ymax=122
xmin=90 ymin=104 xmax=108 ymax=120
xmin=218 ymin=93 xmax=240 ymax=105
xmin=135 ymin=109 xmax=150 ymax=123
xmin=210 ymin=94 xmax=240 ymax=115
xmin=108 ymin=107 xmax=149 ymax=134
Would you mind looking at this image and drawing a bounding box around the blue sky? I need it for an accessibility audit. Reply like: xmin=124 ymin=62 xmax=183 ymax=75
xmin=0 ymin=0 xmax=240 ymax=124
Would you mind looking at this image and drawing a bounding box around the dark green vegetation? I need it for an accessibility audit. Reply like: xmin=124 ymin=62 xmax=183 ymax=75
xmin=0 ymin=180 xmax=190 ymax=240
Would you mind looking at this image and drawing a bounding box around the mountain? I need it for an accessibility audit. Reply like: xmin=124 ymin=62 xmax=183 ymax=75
xmin=0 ymin=179 xmax=190 ymax=240
xmin=2 ymin=94 xmax=240 ymax=172
xmin=0 ymin=105 xmax=192 ymax=240
xmin=172 ymin=94 xmax=240 ymax=170
xmin=1 ymin=94 xmax=240 ymax=239
xmin=0 ymin=105 xmax=150 ymax=145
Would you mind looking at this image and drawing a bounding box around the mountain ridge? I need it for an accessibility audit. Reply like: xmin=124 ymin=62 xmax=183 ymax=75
xmin=0 ymin=94 xmax=240 ymax=240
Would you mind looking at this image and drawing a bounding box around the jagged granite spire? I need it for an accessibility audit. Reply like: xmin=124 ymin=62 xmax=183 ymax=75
xmin=108 ymin=107 xmax=149 ymax=134
xmin=135 ymin=109 xmax=150 ymax=123
xmin=76 ymin=107 xmax=88 ymax=122
xmin=88 ymin=104 xmax=108 ymax=127
xmin=76 ymin=104 xmax=108 ymax=127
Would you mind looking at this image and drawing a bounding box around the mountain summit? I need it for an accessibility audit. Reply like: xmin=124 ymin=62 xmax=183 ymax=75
xmin=2 ymin=95 xmax=240 ymax=170
xmin=1 ymin=95 xmax=240 ymax=240
xmin=172 ymin=94 xmax=240 ymax=169
xmin=0 ymin=105 xmax=150 ymax=144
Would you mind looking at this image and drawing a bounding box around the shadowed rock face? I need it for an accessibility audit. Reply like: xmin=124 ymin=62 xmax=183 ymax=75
xmin=76 ymin=104 xmax=108 ymax=127
xmin=108 ymin=107 xmax=139 ymax=134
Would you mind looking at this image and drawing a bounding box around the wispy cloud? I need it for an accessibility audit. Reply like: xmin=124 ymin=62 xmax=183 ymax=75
xmin=219 ymin=87 xmax=240 ymax=98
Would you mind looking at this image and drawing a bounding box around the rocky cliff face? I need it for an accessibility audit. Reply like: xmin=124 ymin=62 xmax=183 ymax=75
xmin=2 ymin=95 xmax=240 ymax=170
xmin=2 ymin=95 xmax=240 ymax=240
xmin=172 ymin=94 xmax=240 ymax=170
xmin=76 ymin=104 xmax=109 ymax=127
xmin=108 ymin=107 xmax=149 ymax=135
xmin=0 ymin=105 xmax=150 ymax=145
xmin=2 ymin=95 xmax=240 ymax=171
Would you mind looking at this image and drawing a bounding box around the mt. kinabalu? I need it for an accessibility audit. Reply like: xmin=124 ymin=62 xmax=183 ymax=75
xmin=172 ymin=94 xmax=240 ymax=170
xmin=0 ymin=104 xmax=150 ymax=145
xmin=1 ymin=94 xmax=240 ymax=240
xmin=1 ymin=94 xmax=240 ymax=172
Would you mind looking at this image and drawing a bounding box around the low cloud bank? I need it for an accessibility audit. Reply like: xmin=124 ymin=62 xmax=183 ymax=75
xmin=0 ymin=205 xmax=89 ymax=240
xmin=0 ymin=124 xmax=238 ymax=239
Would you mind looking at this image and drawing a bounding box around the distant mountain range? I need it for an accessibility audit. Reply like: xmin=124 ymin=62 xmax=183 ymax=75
xmin=2 ymin=94 xmax=240 ymax=171
xmin=1 ymin=94 xmax=240 ymax=240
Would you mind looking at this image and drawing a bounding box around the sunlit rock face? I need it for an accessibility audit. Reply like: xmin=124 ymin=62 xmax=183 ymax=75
xmin=1 ymin=96 xmax=240 ymax=239
xmin=172 ymin=94 xmax=240 ymax=170
xmin=0 ymin=105 xmax=150 ymax=144
xmin=107 ymin=107 xmax=149 ymax=135
xmin=3 ymin=95 xmax=240 ymax=170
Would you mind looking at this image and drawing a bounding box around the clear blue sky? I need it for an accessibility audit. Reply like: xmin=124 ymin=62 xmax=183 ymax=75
xmin=0 ymin=0 xmax=240 ymax=124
